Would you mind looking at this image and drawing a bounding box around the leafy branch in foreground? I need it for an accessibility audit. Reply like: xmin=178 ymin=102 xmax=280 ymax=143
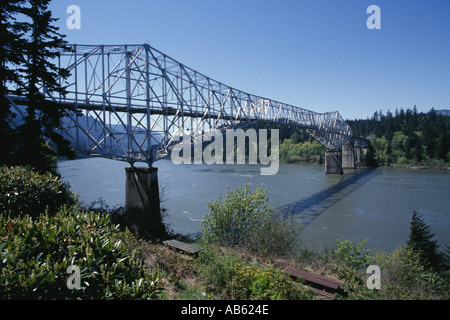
xmin=0 ymin=206 xmax=161 ymax=299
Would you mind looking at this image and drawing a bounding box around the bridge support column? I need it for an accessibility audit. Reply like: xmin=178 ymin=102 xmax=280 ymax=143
xmin=125 ymin=166 xmax=165 ymax=236
xmin=342 ymin=141 xmax=356 ymax=169
xmin=356 ymin=147 xmax=362 ymax=166
xmin=325 ymin=150 xmax=343 ymax=174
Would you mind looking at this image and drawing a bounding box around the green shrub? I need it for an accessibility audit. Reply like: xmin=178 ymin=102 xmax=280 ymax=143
xmin=227 ymin=263 xmax=313 ymax=300
xmin=246 ymin=211 xmax=301 ymax=257
xmin=201 ymin=183 xmax=300 ymax=257
xmin=0 ymin=165 xmax=77 ymax=218
xmin=397 ymin=156 xmax=410 ymax=165
xmin=333 ymin=239 xmax=371 ymax=271
xmin=201 ymin=184 xmax=271 ymax=248
xmin=0 ymin=206 xmax=160 ymax=299
xmin=198 ymin=247 xmax=244 ymax=296
xmin=198 ymin=249 xmax=312 ymax=300
xmin=371 ymin=246 xmax=448 ymax=300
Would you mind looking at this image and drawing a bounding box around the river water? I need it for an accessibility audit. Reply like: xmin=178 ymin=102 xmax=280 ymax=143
xmin=58 ymin=157 xmax=450 ymax=252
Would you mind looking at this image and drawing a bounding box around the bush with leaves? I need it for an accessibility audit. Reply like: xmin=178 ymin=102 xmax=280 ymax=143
xmin=246 ymin=210 xmax=300 ymax=257
xmin=0 ymin=165 xmax=77 ymax=219
xmin=371 ymin=246 xmax=448 ymax=300
xmin=0 ymin=206 xmax=160 ymax=299
xmin=333 ymin=239 xmax=371 ymax=271
xmin=198 ymin=249 xmax=312 ymax=300
xmin=201 ymin=183 xmax=300 ymax=257
xmin=201 ymin=184 xmax=270 ymax=248
xmin=227 ymin=263 xmax=313 ymax=300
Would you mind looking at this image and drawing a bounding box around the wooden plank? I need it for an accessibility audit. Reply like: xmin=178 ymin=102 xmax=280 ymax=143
xmin=163 ymin=239 xmax=200 ymax=255
xmin=292 ymin=280 xmax=337 ymax=300
xmin=283 ymin=266 xmax=340 ymax=291
xmin=304 ymin=285 xmax=336 ymax=300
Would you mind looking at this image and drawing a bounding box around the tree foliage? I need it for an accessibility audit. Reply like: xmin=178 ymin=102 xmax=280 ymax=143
xmin=371 ymin=245 xmax=448 ymax=299
xmin=0 ymin=0 xmax=27 ymax=161
xmin=347 ymin=107 xmax=450 ymax=166
xmin=0 ymin=165 xmax=77 ymax=219
xmin=407 ymin=211 xmax=444 ymax=272
xmin=1 ymin=0 xmax=74 ymax=174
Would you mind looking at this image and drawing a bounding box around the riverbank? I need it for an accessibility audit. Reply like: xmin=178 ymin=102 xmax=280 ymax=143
xmin=384 ymin=163 xmax=450 ymax=170
xmin=281 ymin=159 xmax=450 ymax=171
xmin=135 ymin=236 xmax=450 ymax=300
xmin=2 ymin=165 xmax=449 ymax=301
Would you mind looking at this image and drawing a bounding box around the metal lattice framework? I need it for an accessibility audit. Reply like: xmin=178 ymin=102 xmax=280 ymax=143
xmin=11 ymin=44 xmax=354 ymax=165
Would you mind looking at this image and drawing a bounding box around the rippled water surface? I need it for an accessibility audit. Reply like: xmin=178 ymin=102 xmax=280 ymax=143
xmin=58 ymin=158 xmax=450 ymax=251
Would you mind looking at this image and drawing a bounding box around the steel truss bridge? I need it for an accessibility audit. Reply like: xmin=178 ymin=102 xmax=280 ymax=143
xmin=9 ymin=43 xmax=362 ymax=166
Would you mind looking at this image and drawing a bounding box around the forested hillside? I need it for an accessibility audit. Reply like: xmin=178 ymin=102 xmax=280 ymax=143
xmin=277 ymin=107 xmax=450 ymax=168
xmin=347 ymin=107 xmax=450 ymax=167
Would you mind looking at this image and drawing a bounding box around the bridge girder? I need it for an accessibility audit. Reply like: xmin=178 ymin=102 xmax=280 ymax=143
xmin=9 ymin=44 xmax=355 ymax=165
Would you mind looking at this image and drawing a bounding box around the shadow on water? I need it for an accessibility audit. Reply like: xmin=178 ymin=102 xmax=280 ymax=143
xmin=279 ymin=167 xmax=382 ymax=227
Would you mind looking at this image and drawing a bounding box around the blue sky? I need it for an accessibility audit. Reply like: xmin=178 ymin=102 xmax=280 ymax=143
xmin=49 ymin=0 xmax=450 ymax=120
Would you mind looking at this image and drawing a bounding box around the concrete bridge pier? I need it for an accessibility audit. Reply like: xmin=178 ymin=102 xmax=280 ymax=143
xmin=325 ymin=150 xmax=343 ymax=174
xmin=125 ymin=166 xmax=165 ymax=235
xmin=356 ymin=147 xmax=362 ymax=166
xmin=342 ymin=141 xmax=357 ymax=169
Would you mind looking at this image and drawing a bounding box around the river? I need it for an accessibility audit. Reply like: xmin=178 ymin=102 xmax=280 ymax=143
xmin=58 ymin=157 xmax=450 ymax=252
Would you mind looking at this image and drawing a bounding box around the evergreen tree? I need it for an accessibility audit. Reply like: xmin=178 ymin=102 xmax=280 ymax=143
xmin=364 ymin=143 xmax=378 ymax=167
xmin=435 ymin=120 xmax=449 ymax=161
xmin=348 ymin=107 xmax=449 ymax=166
xmin=413 ymin=135 xmax=423 ymax=163
xmin=404 ymin=134 xmax=414 ymax=159
xmin=11 ymin=0 xmax=74 ymax=173
xmin=407 ymin=211 xmax=443 ymax=272
xmin=443 ymin=244 xmax=450 ymax=281
xmin=423 ymin=110 xmax=438 ymax=158
xmin=436 ymin=133 xmax=449 ymax=161
xmin=386 ymin=141 xmax=392 ymax=165
xmin=0 ymin=0 xmax=27 ymax=162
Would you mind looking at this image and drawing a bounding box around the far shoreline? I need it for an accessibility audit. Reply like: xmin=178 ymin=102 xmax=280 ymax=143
xmin=279 ymin=159 xmax=450 ymax=171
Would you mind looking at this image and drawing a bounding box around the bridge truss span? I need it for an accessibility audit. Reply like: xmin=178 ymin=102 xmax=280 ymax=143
xmin=47 ymin=44 xmax=353 ymax=164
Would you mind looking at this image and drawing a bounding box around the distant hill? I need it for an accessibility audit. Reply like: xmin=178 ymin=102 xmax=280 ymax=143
xmin=9 ymin=104 xmax=164 ymax=158
xmin=434 ymin=109 xmax=450 ymax=116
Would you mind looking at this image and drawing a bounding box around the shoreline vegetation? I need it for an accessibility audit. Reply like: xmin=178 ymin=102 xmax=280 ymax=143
xmin=278 ymin=107 xmax=450 ymax=171
xmin=1 ymin=166 xmax=449 ymax=300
